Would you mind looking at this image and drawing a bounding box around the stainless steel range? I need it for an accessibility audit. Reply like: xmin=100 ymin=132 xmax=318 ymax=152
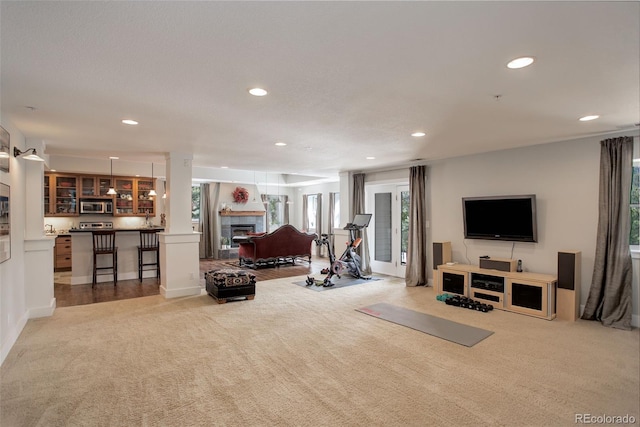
xmin=79 ymin=221 xmax=113 ymax=230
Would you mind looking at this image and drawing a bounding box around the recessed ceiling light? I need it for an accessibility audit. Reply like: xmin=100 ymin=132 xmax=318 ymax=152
xmin=579 ymin=115 xmax=600 ymax=121
xmin=248 ymin=88 xmax=268 ymax=96
xmin=366 ymin=156 xmax=376 ymax=160
xmin=507 ymin=57 xmax=535 ymax=69
xmin=122 ymin=119 xmax=138 ymax=125
xmin=275 ymin=142 xmax=287 ymax=146
xmin=109 ymin=156 xmax=119 ymax=160
xmin=411 ymin=132 xmax=426 ymax=137
xmin=221 ymin=166 xmax=228 ymax=169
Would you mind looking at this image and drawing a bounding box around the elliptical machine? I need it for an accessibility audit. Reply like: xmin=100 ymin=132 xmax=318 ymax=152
xmin=308 ymin=214 xmax=372 ymax=287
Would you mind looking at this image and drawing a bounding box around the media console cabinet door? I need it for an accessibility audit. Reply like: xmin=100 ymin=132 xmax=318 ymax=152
xmin=506 ymin=278 xmax=556 ymax=320
xmin=438 ymin=268 xmax=468 ymax=297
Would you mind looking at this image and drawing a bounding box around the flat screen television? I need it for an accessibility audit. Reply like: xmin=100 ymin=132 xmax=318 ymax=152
xmin=462 ymin=195 xmax=538 ymax=242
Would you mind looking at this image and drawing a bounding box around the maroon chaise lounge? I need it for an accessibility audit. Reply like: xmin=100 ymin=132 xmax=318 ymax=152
xmin=237 ymin=224 xmax=317 ymax=269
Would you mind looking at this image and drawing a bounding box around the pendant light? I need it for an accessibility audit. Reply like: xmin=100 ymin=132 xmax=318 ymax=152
xmin=148 ymin=163 xmax=157 ymax=196
xmin=107 ymin=158 xmax=117 ymax=195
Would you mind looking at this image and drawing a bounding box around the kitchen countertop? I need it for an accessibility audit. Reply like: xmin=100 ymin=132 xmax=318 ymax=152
xmin=68 ymin=227 xmax=165 ymax=233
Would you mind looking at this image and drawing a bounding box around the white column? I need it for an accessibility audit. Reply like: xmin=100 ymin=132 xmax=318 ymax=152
xmin=24 ymin=139 xmax=56 ymax=317
xmin=159 ymin=152 xmax=201 ymax=298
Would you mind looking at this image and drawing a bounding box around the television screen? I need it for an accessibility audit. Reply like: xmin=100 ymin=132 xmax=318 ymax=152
xmin=462 ymin=195 xmax=537 ymax=242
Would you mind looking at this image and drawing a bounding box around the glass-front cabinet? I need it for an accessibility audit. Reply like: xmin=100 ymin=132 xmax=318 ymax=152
xmin=115 ymin=178 xmax=135 ymax=215
xmin=80 ymin=176 xmax=113 ymax=197
xmin=44 ymin=175 xmax=51 ymax=214
xmin=53 ymin=175 xmax=78 ymax=215
xmin=136 ymin=178 xmax=156 ymax=216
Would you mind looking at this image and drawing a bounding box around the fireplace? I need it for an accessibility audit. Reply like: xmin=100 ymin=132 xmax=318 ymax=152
xmin=219 ymin=211 xmax=265 ymax=253
xmin=230 ymin=224 xmax=255 ymax=247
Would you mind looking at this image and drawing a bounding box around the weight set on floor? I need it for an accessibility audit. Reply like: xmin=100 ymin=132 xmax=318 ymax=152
xmin=438 ymin=294 xmax=493 ymax=313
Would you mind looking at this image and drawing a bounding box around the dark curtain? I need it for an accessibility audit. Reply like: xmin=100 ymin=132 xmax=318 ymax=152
xmin=315 ymin=193 xmax=323 ymax=256
xmin=198 ymin=183 xmax=219 ymax=259
xmin=581 ymin=136 xmax=634 ymax=330
xmin=328 ymin=192 xmax=337 ymax=255
xmin=352 ymin=173 xmax=371 ymax=275
xmin=405 ymin=165 xmax=428 ymax=286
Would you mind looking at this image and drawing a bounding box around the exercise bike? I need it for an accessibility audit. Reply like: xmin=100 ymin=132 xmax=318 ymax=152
xmin=307 ymin=214 xmax=372 ymax=287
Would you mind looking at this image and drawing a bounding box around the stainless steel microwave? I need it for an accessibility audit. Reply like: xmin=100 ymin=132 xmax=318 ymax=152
xmin=80 ymin=200 xmax=113 ymax=214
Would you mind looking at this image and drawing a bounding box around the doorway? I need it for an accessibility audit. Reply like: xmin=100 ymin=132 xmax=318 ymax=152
xmin=366 ymin=183 xmax=409 ymax=277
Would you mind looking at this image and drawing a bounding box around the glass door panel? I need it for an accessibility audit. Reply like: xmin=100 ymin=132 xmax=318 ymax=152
xmin=81 ymin=177 xmax=96 ymax=197
xmin=115 ymin=178 xmax=134 ymax=215
xmin=44 ymin=175 xmax=51 ymax=215
xmin=367 ymin=183 xmax=409 ymax=277
xmin=98 ymin=177 xmax=112 ymax=197
xmin=55 ymin=176 xmax=78 ymax=215
xmin=136 ymin=179 xmax=155 ymax=216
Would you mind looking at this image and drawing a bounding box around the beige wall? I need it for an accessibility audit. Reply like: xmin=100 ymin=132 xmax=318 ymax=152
xmin=428 ymin=130 xmax=640 ymax=324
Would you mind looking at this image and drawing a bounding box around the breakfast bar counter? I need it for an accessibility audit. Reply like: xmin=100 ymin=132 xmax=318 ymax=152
xmin=68 ymin=227 xmax=164 ymax=285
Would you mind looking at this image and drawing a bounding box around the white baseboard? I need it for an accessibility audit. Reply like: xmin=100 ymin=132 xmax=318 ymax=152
xmin=1 ymin=310 xmax=29 ymax=366
xmin=29 ymin=297 xmax=56 ymax=319
xmin=160 ymin=285 xmax=201 ymax=299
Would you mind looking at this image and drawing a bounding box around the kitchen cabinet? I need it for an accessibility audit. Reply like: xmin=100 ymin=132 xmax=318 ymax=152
xmin=45 ymin=173 xmax=156 ymax=217
xmin=80 ymin=176 xmax=113 ymax=198
xmin=114 ymin=177 xmax=157 ymax=217
xmin=136 ymin=178 xmax=156 ymax=216
xmin=54 ymin=235 xmax=72 ymax=271
xmin=45 ymin=174 xmax=79 ymax=216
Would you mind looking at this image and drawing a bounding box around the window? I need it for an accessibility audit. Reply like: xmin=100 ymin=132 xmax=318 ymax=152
xmin=192 ymin=185 xmax=201 ymax=221
xmin=332 ymin=192 xmax=340 ymax=228
xmin=307 ymin=194 xmax=318 ymax=231
xmin=267 ymin=195 xmax=284 ymax=232
xmin=400 ymin=189 xmax=410 ymax=265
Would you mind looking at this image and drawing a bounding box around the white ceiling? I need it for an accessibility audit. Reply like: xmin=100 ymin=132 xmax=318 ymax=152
xmin=2 ymin=1 xmax=639 ymax=181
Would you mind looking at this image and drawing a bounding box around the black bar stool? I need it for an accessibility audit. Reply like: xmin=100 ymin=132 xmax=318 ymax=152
xmin=92 ymin=230 xmax=117 ymax=287
xmin=138 ymin=230 xmax=160 ymax=281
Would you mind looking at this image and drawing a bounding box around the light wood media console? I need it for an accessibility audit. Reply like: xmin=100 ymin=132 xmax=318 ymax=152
xmin=436 ymin=263 xmax=557 ymax=320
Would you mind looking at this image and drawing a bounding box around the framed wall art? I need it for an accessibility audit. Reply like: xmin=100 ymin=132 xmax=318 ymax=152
xmin=0 ymin=183 xmax=9 ymax=263
xmin=0 ymin=126 xmax=9 ymax=173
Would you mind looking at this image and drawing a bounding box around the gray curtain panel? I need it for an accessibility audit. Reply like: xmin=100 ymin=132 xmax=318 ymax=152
xmin=352 ymin=173 xmax=372 ymax=275
xmin=302 ymin=194 xmax=309 ymax=232
xmin=405 ymin=165 xmax=428 ymax=286
xmin=328 ymin=192 xmax=336 ymax=254
xmin=199 ymin=183 xmax=219 ymax=259
xmin=581 ymin=136 xmax=634 ymax=330
xmin=315 ymin=193 xmax=323 ymax=256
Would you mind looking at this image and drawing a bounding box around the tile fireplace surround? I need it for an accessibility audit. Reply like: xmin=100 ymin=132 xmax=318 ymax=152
xmin=219 ymin=211 xmax=265 ymax=254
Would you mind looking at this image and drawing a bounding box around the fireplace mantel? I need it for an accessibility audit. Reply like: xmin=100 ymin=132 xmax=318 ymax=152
xmin=219 ymin=210 xmax=265 ymax=217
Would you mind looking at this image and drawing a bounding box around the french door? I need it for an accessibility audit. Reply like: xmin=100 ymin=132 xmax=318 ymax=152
xmin=366 ymin=184 xmax=409 ymax=277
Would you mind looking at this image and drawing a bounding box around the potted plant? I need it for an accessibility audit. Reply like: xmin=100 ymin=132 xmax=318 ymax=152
xmin=220 ymin=236 xmax=230 ymax=249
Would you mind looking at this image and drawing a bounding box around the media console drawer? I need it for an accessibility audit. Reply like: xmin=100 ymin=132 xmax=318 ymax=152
xmin=437 ymin=264 xmax=557 ymax=320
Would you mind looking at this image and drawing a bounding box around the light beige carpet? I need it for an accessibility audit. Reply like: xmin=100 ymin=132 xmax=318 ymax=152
xmin=2 ymin=276 xmax=638 ymax=426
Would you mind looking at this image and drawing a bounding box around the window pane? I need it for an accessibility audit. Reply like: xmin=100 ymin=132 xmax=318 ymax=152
xmin=192 ymin=186 xmax=201 ymax=220
xmin=333 ymin=193 xmax=340 ymax=228
xmin=400 ymin=190 xmax=410 ymax=265
xmin=374 ymin=192 xmax=392 ymax=262
xmin=268 ymin=195 xmax=284 ymax=232
xmin=307 ymin=195 xmax=318 ymax=230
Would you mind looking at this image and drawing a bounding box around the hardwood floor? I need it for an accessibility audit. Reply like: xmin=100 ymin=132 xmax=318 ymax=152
xmin=54 ymin=256 xmax=328 ymax=307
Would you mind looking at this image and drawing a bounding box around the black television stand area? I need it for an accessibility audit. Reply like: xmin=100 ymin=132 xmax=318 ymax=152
xmin=436 ymin=263 xmax=557 ymax=320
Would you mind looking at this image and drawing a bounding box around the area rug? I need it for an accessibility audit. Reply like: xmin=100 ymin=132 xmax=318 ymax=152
xmin=356 ymin=302 xmax=493 ymax=347
xmin=293 ymin=276 xmax=380 ymax=291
